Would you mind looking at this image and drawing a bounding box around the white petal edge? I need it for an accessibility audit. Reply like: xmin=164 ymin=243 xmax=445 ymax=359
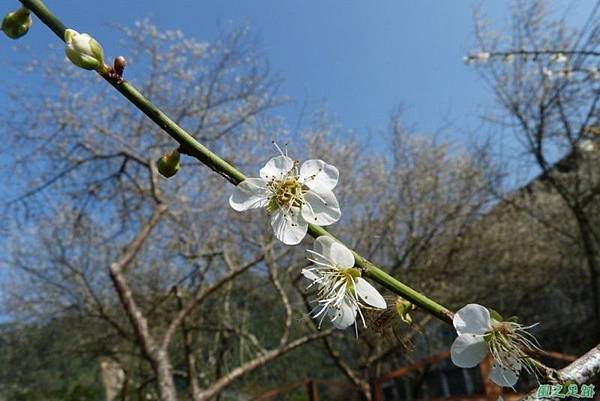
xmin=453 ymin=304 xmax=491 ymax=335
xmin=313 ymin=236 xmax=336 ymax=262
xmin=489 ymin=361 xmax=520 ymax=387
xmin=300 ymin=159 xmax=339 ymax=191
xmin=313 ymin=236 xmax=354 ymax=268
xmin=73 ymin=34 xmax=93 ymax=53
xmin=355 ymin=278 xmax=386 ymax=309
xmin=328 ymin=299 xmax=357 ymax=329
xmin=64 ymin=29 xmax=78 ymax=43
xmin=270 ymin=207 xmax=308 ymax=245
xmin=302 ymin=269 xmax=320 ymax=282
xmin=450 ymin=334 xmax=488 ymax=368
xmin=301 ymin=188 xmax=341 ymax=226
xmin=229 ymin=178 xmax=270 ymax=211
xmin=260 ymin=155 xmax=294 ymax=180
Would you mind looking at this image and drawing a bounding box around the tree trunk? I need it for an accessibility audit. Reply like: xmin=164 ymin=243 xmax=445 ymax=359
xmin=153 ymin=350 xmax=178 ymax=401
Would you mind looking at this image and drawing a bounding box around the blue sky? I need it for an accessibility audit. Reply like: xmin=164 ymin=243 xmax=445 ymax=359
xmin=0 ymin=1 xmax=593 ymax=144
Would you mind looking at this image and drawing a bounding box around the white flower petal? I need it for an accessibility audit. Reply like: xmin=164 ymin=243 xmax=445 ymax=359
xmin=270 ymin=207 xmax=308 ymax=245
xmin=328 ymin=242 xmax=355 ymax=268
xmin=355 ymin=278 xmax=386 ymax=309
xmin=313 ymin=236 xmax=354 ymax=268
xmin=489 ymin=361 xmax=520 ymax=387
xmin=302 ymin=269 xmax=320 ymax=282
xmin=450 ymin=334 xmax=488 ymax=368
xmin=313 ymin=236 xmax=336 ymax=261
xmin=328 ymin=299 xmax=357 ymax=329
xmin=453 ymin=304 xmax=491 ymax=335
xmin=229 ymin=178 xmax=270 ymax=211
xmin=301 ymin=188 xmax=341 ymax=226
xmin=579 ymin=139 xmax=595 ymax=152
xmin=64 ymin=29 xmax=79 ymax=44
xmin=259 ymin=155 xmax=294 ymax=180
xmin=300 ymin=159 xmax=339 ymax=191
xmin=73 ymin=33 xmax=93 ymax=53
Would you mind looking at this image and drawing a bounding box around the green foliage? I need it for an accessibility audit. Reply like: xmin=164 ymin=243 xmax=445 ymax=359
xmin=0 ymin=321 xmax=103 ymax=401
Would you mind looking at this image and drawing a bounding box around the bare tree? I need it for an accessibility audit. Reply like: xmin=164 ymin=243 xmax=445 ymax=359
xmin=2 ymin=21 xmax=333 ymax=400
xmin=469 ymin=0 xmax=600 ymax=341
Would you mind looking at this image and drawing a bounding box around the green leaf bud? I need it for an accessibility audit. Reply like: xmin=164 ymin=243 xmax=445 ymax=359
xmin=157 ymin=149 xmax=181 ymax=178
xmin=2 ymin=7 xmax=32 ymax=39
xmin=395 ymin=297 xmax=413 ymax=325
xmin=488 ymin=308 xmax=503 ymax=322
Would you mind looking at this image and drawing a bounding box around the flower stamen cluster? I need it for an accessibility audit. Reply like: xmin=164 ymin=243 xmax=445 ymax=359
xmin=451 ymin=304 xmax=542 ymax=387
xmin=230 ymin=147 xmax=341 ymax=245
xmin=487 ymin=320 xmax=541 ymax=378
xmin=302 ymin=236 xmax=386 ymax=332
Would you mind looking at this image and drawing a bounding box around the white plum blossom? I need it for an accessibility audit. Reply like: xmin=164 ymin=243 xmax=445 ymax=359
xmin=542 ymin=67 xmax=553 ymax=80
xmin=451 ymin=304 xmax=540 ymax=388
xmin=558 ymin=68 xmax=574 ymax=80
xmin=501 ymin=54 xmax=514 ymax=64
xmin=549 ymin=52 xmax=568 ymax=64
xmin=229 ymin=153 xmax=341 ymax=245
xmin=579 ymin=139 xmax=595 ymax=153
xmin=475 ymin=52 xmax=491 ymax=63
xmin=302 ymin=236 xmax=386 ymax=331
xmin=464 ymin=52 xmax=492 ymax=64
xmin=64 ymin=29 xmax=106 ymax=71
xmin=588 ymin=67 xmax=599 ymax=81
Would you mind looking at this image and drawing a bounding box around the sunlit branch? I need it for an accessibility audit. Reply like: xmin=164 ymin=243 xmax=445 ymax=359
xmin=19 ymin=0 xmax=455 ymax=324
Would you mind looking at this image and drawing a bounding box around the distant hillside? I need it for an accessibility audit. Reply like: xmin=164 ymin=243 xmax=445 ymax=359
xmin=0 ymin=320 xmax=102 ymax=401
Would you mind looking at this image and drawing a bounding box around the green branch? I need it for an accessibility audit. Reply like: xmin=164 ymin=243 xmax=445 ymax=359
xmin=17 ymin=0 xmax=454 ymax=325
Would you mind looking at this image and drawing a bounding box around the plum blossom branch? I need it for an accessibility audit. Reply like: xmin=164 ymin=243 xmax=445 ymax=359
xmin=17 ymin=0 xmax=455 ymax=325
xmin=464 ymin=49 xmax=600 ymax=63
xmin=464 ymin=50 xmax=600 ymax=80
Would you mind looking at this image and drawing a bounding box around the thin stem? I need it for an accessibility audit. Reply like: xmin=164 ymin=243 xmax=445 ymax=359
xmin=17 ymin=0 xmax=454 ymax=325
xmin=469 ymin=50 xmax=600 ymax=58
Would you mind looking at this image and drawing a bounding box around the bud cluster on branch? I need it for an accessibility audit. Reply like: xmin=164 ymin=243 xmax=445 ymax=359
xmin=464 ymin=50 xmax=600 ymax=81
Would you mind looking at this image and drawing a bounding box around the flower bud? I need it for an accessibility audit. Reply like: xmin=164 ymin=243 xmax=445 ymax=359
xmin=501 ymin=53 xmax=514 ymax=64
xmin=395 ymin=297 xmax=413 ymax=325
xmin=64 ymin=29 xmax=106 ymax=72
xmin=475 ymin=52 xmax=490 ymax=63
xmin=558 ymin=68 xmax=574 ymax=80
xmin=113 ymin=56 xmax=127 ymax=77
xmin=2 ymin=7 xmax=32 ymax=39
xmin=157 ymin=149 xmax=180 ymax=178
xmin=578 ymin=139 xmax=595 ymax=153
xmin=488 ymin=308 xmax=503 ymax=322
xmin=549 ymin=52 xmax=568 ymax=64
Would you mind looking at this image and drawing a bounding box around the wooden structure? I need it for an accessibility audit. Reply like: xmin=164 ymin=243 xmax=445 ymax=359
xmin=250 ymin=350 xmax=576 ymax=401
